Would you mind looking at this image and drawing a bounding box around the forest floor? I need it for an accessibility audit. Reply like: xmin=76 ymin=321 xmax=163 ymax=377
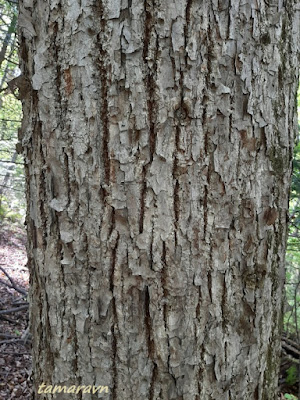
xmin=0 ymin=222 xmax=297 ymax=399
xmin=0 ymin=222 xmax=31 ymax=399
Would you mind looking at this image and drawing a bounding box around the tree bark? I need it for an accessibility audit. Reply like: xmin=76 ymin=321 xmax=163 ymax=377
xmin=19 ymin=1 xmax=299 ymax=399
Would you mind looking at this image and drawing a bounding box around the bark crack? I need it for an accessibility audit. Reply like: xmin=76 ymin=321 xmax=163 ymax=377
xmin=173 ymin=156 xmax=180 ymax=229
xmin=72 ymin=315 xmax=82 ymax=400
xmin=161 ymin=241 xmax=168 ymax=338
xmin=95 ymin=2 xmax=110 ymax=185
xmin=109 ymin=209 xmax=119 ymax=400
xmin=144 ymin=286 xmax=158 ymax=399
xmin=143 ymin=0 xmax=157 ymax=162
xmin=139 ymin=166 xmax=147 ymax=233
xmin=149 ymin=218 xmax=154 ymax=270
xmin=203 ymin=185 xmax=208 ymax=239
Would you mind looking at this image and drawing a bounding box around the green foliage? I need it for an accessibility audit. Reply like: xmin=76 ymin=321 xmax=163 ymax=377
xmin=5 ymin=209 xmax=22 ymax=223
xmin=284 ymin=84 xmax=300 ymax=336
xmin=0 ymin=194 xmax=22 ymax=223
xmin=284 ymin=394 xmax=298 ymax=400
xmin=281 ymin=83 xmax=300 ymax=400
xmin=291 ymin=140 xmax=300 ymax=198
xmin=286 ymin=365 xmax=298 ymax=386
xmin=0 ymin=201 xmax=6 ymax=218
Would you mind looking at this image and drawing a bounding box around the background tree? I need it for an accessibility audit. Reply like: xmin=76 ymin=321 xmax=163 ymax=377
xmin=0 ymin=0 xmax=24 ymax=223
xmin=281 ymin=100 xmax=300 ymax=399
xmin=19 ymin=1 xmax=299 ymax=399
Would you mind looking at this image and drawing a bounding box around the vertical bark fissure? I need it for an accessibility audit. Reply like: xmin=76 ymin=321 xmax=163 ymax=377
xmin=172 ymin=90 xmax=181 ymax=232
xmin=173 ymin=156 xmax=180 ymax=230
xmin=172 ymin=0 xmax=192 ymax=234
xmin=160 ymin=241 xmax=176 ymax=389
xmin=109 ymin=209 xmax=119 ymax=400
xmin=226 ymin=0 xmax=231 ymax=40
xmin=202 ymin=6 xmax=213 ymax=241
xmin=196 ymin=286 xmax=204 ymax=399
xmin=100 ymin=67 xmax=110 ymax=186
xmin=149 ymin=363 xmax=158 ymax=400
xmin=62 ymin=149 xmax=70 ymax=208
xmin=203 ymin=185 xmax=208 ymax=239
xmin=149 ymin=221 xmax=154 ymax=270
xmin=111 ymin=295 xmax=118 ymax=400
xmin=95 ymin=2 xmax=110 ymax=186
xmin=37 ymin=122 xmax=47 ymax=250
xmin=143 ymin=0 xmax=152 ymax=62
xmin=51 ymin=7 xmax=64 ymax=131
xmin=207 ymin=269 xmax=212 ymax=303
xmin=72 ymin=315 xmax=82 ymax=400
xmin=139 ymin=165 xmax=147 ymax=233
xmin=221 ymin=274 xmax=227 ymax=331
xmin=84 ymin=227 xmax=95 ymax=390
xmin=144 ymin=286 xmax=154 ymax=358
xmin=161 ymin=240 xmax=168 ymax=331
xmin=143 ymin=0 xmax=157 ymax=162
xmin=184 ymin=0 xmax=192 ymax=65
xmin=144 ymin=286 xmax=157 ymax=398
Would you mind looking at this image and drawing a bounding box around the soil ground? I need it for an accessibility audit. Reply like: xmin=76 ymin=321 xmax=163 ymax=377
xmin=0 ymin=222 xmax=31 ymax=400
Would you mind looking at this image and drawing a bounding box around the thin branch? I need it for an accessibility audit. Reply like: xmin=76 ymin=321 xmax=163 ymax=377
xmin=4 ymin=57 xmax=18 ymax=66
xmin=0 ymin=149 xmax=19 ymax=152
xmin=0 ymin=338 xmax=25 ymax=345
xmin=0 ymin=332 xmax=17 ymax=339
xmin=0 ymin=266 xmax=27 ymax=295
xmin=0 ymin=118 xmax=21 ymax=122
xmin=0 ymin=314 xmax=15 ymax=323
xmin=0 ymin=305 xmax=28 ymax=315
xmin=12 ymin=301 xmax=28 ymax=306
xmin=0 ymin=184 xmax=24 ymax=192
xmin=0 ymin=159 xmax=23 ymax=165
xmin=0 ymin=351 xmax=31 ymax=355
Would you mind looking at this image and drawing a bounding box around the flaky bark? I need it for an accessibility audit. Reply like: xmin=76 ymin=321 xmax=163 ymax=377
xmin=19 ymin=0 xmax=299 ymax=399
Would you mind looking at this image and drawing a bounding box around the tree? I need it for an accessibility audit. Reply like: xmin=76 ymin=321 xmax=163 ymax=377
xmin=19 ymin=1 xmax=299 ymax=399
xmin=0 ymin=0 xmax=24 ymax=222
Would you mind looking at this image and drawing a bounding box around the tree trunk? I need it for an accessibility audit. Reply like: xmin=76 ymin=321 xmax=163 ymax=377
xmin=19 ymin=1 xmax=299 ymax=399
xmin=0 ymin=13 xmax=17 ymax=70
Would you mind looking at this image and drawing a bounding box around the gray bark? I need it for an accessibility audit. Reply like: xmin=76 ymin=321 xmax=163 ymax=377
xmin=19 ymin=0 xmax=299 ymax=399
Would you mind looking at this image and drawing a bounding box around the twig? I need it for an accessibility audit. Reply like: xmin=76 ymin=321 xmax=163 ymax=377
xmin=12 ymin=296 xmax=28 ymax=305
xmin=0 ymin=314 xmax=15 ymax=323
xmin=0 ymin=305 xmax=28 ymax=315
xmin=0 ymin=159 xmax=23 ymax=165
xmin=0 ymin=278 xmax=28 ymax=296
xmin=282 ymin=334 xmax=300 ymax=350
xmin=0 ymin=266 xmax=27 ymax=296
xmin=0 ymin=332 xmax=17 ymax=339
xmin=282 ymin=340 xmax=300 ymax=358
xmin=0 ymin=338 xmax=25 ymax=345
xmin=0 ymin=351 xmax=30 ymax=355
xmin=12 ymin=301 xmax=28 ymax=306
